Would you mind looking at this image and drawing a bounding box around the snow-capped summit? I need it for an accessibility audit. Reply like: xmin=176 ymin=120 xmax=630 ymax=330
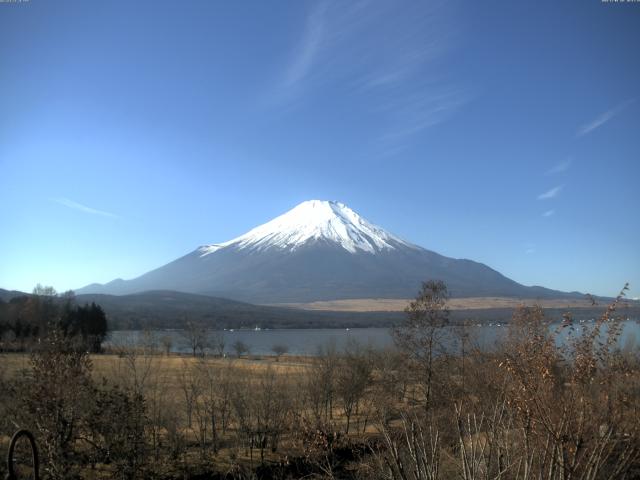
xmin=77 ymin=200 xmax=572 ymax=303
xmin=199 ymin=200 xmax=413 ymax=256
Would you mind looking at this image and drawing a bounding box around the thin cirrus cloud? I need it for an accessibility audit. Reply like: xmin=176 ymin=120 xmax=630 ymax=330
xmin=51 ymin=197 xmax=119 ymax=219
xmin=542 ymin=209 xmax=555 ymax=217
xmin=537 ymin=185 xmax=563 ymax=200
xmin=546 ymin=158 xmax=572 ymax=175
xmin=282 ymin=2 xmax=327 ymax=89
xmin=277 ymin=0 xmax=467 ymax=150
xmin=576 ymin=98 xmax=636 ymax=137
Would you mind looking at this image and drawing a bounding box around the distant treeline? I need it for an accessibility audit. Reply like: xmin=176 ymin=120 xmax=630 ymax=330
xmin=1 ymin=287 xmax=638 ymax=332
xmin=0 ymin=285 xmax=107 ymax=352
xmin=72 ymin=290 xmax=405 ymax=330
xmin=74 ymin=291 xmax=640 ymax=331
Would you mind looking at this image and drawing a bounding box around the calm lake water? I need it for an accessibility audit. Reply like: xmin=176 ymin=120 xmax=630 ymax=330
xmin=106 ymin=320 xmax=640 ymax=356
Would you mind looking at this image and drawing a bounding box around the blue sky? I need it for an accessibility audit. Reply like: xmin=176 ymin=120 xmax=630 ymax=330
xmin=1 ymin=0 xmax=639 ymax=298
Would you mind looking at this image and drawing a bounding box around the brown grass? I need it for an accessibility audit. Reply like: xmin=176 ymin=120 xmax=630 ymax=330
xmin=270 ymin=296 xmax=601 ymax=312
xmin=0 ymin=352 xmax=319 ymax=476
xmin=1 ymin=351 xmax=312 ymax=376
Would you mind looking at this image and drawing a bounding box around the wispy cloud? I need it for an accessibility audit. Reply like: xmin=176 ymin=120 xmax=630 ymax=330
xmin=378 ymin=88 xmax=469 ymax=143
xmin=577 ymin=98 xmax=636 ymax=137
xmin=51 ymin=198 xmax=119 ymax=219
xmin=276 ymin=0 xmax=466 ymax=151
xmin=542 ymin=209 xmax=555 ymax=217
xmin=282 ymin=2 xmax=327 ymax=89
xmin=546 ymin=158 xmax=572 ymax=175
xmin=537 ymin=185 xmax=563 ymax=200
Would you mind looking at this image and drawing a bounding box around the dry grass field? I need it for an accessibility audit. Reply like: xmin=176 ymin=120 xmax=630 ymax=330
xmin=272 ymin=296 xmax=602 ymax=312
xmin=1 ymin=291 xmax=638 ymax=479
xmin=1 ymin=312 xmax=639 ymax=480
xmin=0 ymin=351 xmax=325 ymax=476
xmin=1 ymin=351 xmax=312 ymax=379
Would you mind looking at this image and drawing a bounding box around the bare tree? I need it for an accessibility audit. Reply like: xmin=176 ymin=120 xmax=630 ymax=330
xmin=253 ymin=367 xmax=292 ymax=462
xmin=22 ymin=329 xmax=93 ymax=480
xmin=230 ymin=374 xmax=257 ymax=463
xmin=232 ymin=340 xmax=249 ymax=358
xmin=306 ymin=341 xmax=339 ymax=425
xmin=376 ymin=412 xmax=441 ymax=480
xmin=271 ymin=343 xmax=289 ymax=361
xmin=160 ymin=335 xmax=173 ymax=356
xmin=196 ymin=359 xmax=235 ymax=453
xmin=211 ymin=330 xmax=226 ymax=357
xmin=369 ymin=348 xmax=410 ymax=427
xmin=32 ymin=283 xmax=57 ymax=297
xmin=393 ymin=280 xmax=450 ymax=411
xmin=181 ymin=319 xmax=208 ymax=357
xmin=143 ymin=357 xmax=171 ymax=461
xmin=178 ymin=360 xmax=201 ymax=429
xmin=110 ymin=334 xmax=156 ymax=397
xmin=336 ymin=341 xmax=373 ymax=434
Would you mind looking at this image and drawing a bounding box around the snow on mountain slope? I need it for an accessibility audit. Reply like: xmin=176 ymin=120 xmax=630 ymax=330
xmin=198 ymin=200 xmax=415 ymax=255
xmin=76 ymin=199 xmax=577 ymax=303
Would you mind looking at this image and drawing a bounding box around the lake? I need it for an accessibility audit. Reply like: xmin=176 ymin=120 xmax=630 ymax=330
xmin=105 ymin=319 xmax=640 ymax=356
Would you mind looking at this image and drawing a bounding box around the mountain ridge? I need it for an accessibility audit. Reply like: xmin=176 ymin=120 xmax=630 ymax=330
xmin=76 ymin=200 xmax=583 ymax=302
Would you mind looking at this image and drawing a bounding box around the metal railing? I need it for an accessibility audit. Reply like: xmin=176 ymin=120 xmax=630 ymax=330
xmin=5 ymin=430 xmax=39 ymax=480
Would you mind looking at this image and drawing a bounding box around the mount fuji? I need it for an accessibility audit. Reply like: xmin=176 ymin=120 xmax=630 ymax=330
xmin=77 ymin=200 xmax=571 ymax=303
